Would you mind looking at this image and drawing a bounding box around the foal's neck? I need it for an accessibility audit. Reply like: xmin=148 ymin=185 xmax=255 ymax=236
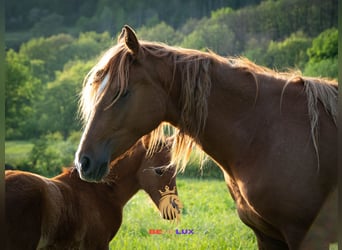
xmin=104 ymin=149 xmax=144 ymax=205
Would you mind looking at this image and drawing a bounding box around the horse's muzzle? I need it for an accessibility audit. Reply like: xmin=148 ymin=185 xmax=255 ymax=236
xmin=76 ymin=155 xmax=109 ymax=182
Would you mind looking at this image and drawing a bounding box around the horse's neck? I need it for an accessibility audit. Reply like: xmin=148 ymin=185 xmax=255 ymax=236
xmin=202 ymin=67 xmax=257 ymax=167
xmin=181 ymin=62 xmax=289 ymax=170
xmin=168 ymin=61 xmax=262 ymax=167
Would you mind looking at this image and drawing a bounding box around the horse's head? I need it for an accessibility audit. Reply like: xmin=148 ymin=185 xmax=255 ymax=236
xmin=75 ymin=25 xmax=174 ymax=182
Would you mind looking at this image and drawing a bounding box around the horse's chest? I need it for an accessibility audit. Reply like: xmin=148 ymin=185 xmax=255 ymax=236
xmin=225 ymin=175 xmax=285 ymax=242
xmin=225 ymin=177 xmax=257 ymax=224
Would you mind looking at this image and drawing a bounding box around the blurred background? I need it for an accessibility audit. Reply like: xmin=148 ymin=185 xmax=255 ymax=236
xmin=5 ymin=0 xmax=337 ymax=177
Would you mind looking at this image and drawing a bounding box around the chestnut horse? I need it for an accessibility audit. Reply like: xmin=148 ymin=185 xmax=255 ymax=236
xmin=6 ymin=138 xmax=181 ymax=250
xmin=74 ymin=25 xmax=337 ymax=249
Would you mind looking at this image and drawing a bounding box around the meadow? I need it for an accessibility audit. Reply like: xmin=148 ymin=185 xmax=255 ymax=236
xmin=110 ymin=178 xmax=257 ymax=250
xmin=5 ymin=140 xmax=34 ymax=166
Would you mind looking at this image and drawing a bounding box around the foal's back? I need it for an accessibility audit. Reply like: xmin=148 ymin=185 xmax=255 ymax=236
xmin=6 ymin=171 xmax=49 ymax=249
xmin=5 ymin=170 xmax=114 ymax=250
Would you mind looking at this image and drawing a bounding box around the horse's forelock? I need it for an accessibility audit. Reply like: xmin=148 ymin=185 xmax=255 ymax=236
xmin=79 ymin=44 xmax=131 ymax=125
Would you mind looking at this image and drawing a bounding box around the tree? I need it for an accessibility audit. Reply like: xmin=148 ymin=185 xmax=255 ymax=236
xmin=138 ymin=22 xmax=183 ymax=45
xmin=35 ymin=60 xmax=94 ymax=138
xmin=304 ymin=28 xmax=338 ymax=79
xmin=5 ymin=49 xmax=42 ymax=139
xmin=307 ymin=28 xmax=337 ymax=62
xmin=19 ymin=34 xmax=75 ymax=81
xmin=29 ymin=132 xmax=79 ymax=177
xmin=181 ymin=8 xmax=237 ymax=55
xmin=263 ymin=32 xmax=311 ymax=70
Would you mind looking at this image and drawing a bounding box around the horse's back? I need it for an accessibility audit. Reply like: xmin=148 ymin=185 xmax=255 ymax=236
xmin=5 ymin=170 xmax=46 ymax=250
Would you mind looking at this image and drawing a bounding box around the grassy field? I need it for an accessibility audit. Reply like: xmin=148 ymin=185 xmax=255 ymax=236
xmin=110 ymin=178 xmax=256 ymax=250
xmin=5 ymin=140 xmax=34 ymax=166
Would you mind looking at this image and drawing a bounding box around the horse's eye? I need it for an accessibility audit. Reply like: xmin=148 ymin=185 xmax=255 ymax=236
xmin=111 ymin=90 xmax=129 ymax=103
xmin=121 ymin=90 xmax=129 ymax=98
xmin=154 ymin=167 xmax=165 ymax=176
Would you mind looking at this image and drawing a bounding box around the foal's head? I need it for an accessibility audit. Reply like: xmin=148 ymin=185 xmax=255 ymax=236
xmin=106 ymin=137 xmax=182 ymax=221
xmin=136 ymin=140 xmax=182 ymax=221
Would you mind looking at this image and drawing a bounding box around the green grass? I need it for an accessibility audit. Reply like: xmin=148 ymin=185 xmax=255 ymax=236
xmin=110 ymin=178 xmax=256 ymax=250
xmin=5 ymin=140 xmax=34 ymax=166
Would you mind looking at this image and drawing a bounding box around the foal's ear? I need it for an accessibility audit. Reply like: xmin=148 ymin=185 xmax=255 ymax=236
xmin=118 ymin=25 xmax=140 ymax=56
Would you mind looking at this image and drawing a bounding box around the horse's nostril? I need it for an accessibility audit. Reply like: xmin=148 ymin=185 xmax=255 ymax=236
xmin=80 ymin=155 xmax=91 ymax=173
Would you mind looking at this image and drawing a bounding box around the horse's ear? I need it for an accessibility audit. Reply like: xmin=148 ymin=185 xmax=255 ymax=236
xmin=119 ymin=25 xmax=140 ymax=56
xmin=117 ymin=28 xmax=125 ymax=43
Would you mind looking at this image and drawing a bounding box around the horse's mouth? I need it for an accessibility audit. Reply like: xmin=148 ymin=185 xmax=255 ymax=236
xmin=78 ymin=161 xmax=109 ymax=183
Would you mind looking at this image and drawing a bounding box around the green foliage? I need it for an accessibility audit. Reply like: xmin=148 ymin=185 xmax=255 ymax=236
xmin=35 ymin=60 xmax=94 ymax=138
xmin=307 ymin=28 xmax=338 ymax=63
xmin=5 ymin=49 xmax=43 ymax=139
xmin=303 ymin=58 xmax=338 ymax=79
xmin=65 ymin=32 xmax=112 ymax=61
xmin=138 ymin=22 xmax=183 ymax=45
xmin=30 ymin=13 xmax=65 ymax=37
xmin=18 ymin=32 xmax=112 ymax=82
xmin=5 ymin=32 xmax=112 ymax=140
xmin=28 ymin=132 xmax=81 ymax=177
xmin=181 ymin=8 xmax=238 ymax=55
xmin=19 ymin=34 xmax=75 ymax=81
xmin=263 ymin=32 xmax=311 ymax=70
xmin=6 ymin=0 xmax=262 ymax=38
xmin=181 ymin=20 xmax=236 ymax=55
xmin=304 ymin=28 xmax=338 ymax=79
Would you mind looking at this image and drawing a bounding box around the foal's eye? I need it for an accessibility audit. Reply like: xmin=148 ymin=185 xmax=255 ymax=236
xmin=154 ymin=167 xmax=165 ymax=176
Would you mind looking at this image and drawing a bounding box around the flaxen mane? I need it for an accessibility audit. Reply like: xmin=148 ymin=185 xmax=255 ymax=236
xmin=79 ymin=42 xmax=337 ymax=172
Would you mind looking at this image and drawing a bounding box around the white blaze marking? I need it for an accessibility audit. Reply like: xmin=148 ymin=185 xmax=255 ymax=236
xmin=97 ymin=73 xmax=110 ymax=97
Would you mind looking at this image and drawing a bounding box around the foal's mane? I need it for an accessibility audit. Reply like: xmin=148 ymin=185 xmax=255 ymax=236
xmin=79 ymin=40 xmax=338 ymax=172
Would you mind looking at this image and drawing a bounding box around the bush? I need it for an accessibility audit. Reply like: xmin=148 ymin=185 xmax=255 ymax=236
xmin=303 ymin=58 xmax=337 ymax=79
xmin=29 ymin=132 xmax=80 ymax=177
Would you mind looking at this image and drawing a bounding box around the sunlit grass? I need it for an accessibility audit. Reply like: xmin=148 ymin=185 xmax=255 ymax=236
xmin=5 ymin=140 xmax=34 ymax=166
xmin=110 ymin=178 xmax=256 ymax=250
